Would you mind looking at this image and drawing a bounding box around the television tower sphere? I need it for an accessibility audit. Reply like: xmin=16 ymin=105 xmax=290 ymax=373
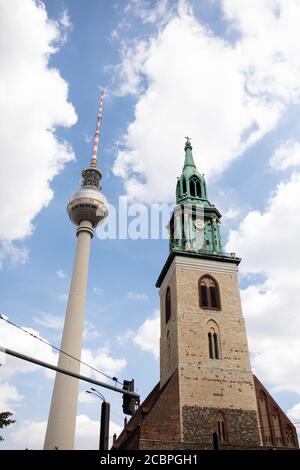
xmin=67 ymin=166 xmax=108 ymax=228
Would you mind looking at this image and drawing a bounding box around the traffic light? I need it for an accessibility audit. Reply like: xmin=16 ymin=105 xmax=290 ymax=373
xmin=122 ymin=379 xmax=136 ymax=416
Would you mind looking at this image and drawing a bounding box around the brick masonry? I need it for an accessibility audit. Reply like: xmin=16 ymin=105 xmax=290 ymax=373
xmin=139 ymin=370 xmax=181 ymax=449
xmin=113 ymin=254 xmax=298 ymax=450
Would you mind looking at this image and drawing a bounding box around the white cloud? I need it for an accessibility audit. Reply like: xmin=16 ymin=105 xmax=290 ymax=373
xmin=226 ymin=172 xmax=300 ymax=394
xmin=134 ymin=310 xmax=160 ymax=358
xmin=226 ymin=172 xmax=300 ymax=276
xmin=113 ymin=39 xmax=149 ymax=96
xmin=34 ymin=313 xmax=63 ymax=330
xmin=0 ymin=241 xmax=28 ymax=270
xmin=287 ymin=402 xmax=300 ymax=440
xmin=0 ymin=1 xmax=76 ymax=252
xmin=83 ymin=321 xmax=100 ymax=341
xmin=0 ymin=315 xmax=58 ymax=381
xmin=112 ymin=0 xmax=300 ymax=202
xmin=10 ymin=419 xmax=47 ymax=449
xmin=33 ymin=312 xmax=99 ymax=339
xmin=59 ymin=9 xmax=71 ymax=30
xmin=270 ymin=140 xmax=300 ymax=170
xmin=117 ymin=310 xmax=160 ymax=358
xmin=0 ymin=382 xmax=23 ymax=411
xmin=125 ymin=0 xmax=173 ymax=25
xmin=56 ymin=270 xmax=67 ymax=279
xmin=126 ymin=291 xmax=148 ymax=301
xmin=80 ymin=347 xmax=127 ymax=381
xmin=75 ymin=414 xmax=122 ymax=449
xmin=117 ymin=329 xmax=134 ymax=345
xmin=9 ymin=415 xmax=122 ymax=449
xmin=224 ymin=207 xmax=240 ymax=220
xmin=78 ymin=391 xmax=95 ymax=405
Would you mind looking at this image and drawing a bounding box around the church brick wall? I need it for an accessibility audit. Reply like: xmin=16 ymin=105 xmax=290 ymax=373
xmin=160 ymin=270 xmax=179 ymax=387
xmin=158 ymin=256 xmax=261 ymax=447
xmin=139 ymin=370 xmax=181 ymax=450
xmin=173 ymin=261 xmax=259 ymax=416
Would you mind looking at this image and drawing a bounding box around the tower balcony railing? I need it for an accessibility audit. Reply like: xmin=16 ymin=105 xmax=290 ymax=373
xmin=170 ymin=242 xmax=238 ymax=259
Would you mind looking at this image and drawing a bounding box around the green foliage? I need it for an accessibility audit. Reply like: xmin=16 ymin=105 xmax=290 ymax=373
xmin=0 ymin=411 xmax=15 ymax=442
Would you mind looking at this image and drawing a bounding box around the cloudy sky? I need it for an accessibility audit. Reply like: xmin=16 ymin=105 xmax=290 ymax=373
xmin=1 ymin=0 xmax=300 ymax=448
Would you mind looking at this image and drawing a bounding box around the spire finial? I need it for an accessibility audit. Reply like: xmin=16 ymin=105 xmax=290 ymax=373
xmin=184 ymin=136 xmax=192 ymax=151
xmin=90 ymin=90 xmax=104 ymax=167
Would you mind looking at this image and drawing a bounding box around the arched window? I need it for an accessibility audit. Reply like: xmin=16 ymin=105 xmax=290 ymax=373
xmin=199 ymin=275 xmax=221 ymax=310
xmin=215 ymin=411 xmax=227 ymax=442
xmin=272 ymin=408 xmax=283 ymax=446
xmin=208 ymin=332 xmax=214 ymax=358
xmin=207 ymin=321 xmax=221 ymax=360
xmin=182 ymin=177 xmax=187 ymax=194
xmin=167 ymin=330 xmax=171 ymax=371
xmin=189 ymin=176 xmax=201 ymax=198
xmin=213 ymin=333 xmax=219 ymax=359
xmin=165 ymin=287 xmax=171 ymax=324
xmin=259 ymin=391 xmax=272 ymax=445
xmin=286 ymin=425 xmax=295 ymax=447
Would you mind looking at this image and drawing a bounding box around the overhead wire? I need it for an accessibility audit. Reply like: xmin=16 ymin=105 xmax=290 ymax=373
xmin=0 ymin=315 xmax=123 ymax=386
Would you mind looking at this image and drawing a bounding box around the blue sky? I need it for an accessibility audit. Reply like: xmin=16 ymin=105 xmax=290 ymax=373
xmin=1 ymin=0 xmax=300 ymax=448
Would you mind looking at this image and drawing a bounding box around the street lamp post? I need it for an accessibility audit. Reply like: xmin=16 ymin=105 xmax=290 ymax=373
xmin=86 ymin=389 xmax=110 ymax=450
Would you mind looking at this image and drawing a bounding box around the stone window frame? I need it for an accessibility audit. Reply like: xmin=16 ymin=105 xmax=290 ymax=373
xmin=199 ymin=274 xmax=221 ymax=311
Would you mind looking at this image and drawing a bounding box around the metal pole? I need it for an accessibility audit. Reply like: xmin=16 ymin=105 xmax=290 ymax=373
xmin=99 ymin=401 xmax=110 ymax=451
xmin=0 ymin=346 xmax=139 ymax=399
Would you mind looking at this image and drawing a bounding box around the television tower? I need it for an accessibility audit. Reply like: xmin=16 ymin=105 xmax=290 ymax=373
xmin=44 ymin=91 xmax=108 ymax=450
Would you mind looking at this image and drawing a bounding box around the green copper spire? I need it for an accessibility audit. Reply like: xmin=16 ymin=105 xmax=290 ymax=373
xmin=176 ymin=137 xmax=208 ymax=205
xmin=183 ymin=137 xmax=196 ymax=168
xmin=170 ymin=137 xmax=225 ymax=256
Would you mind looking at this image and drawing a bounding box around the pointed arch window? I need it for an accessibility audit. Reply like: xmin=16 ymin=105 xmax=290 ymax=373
xmin=207 ymin=321 xmax=221 ymax=360
xmin=199 ymin=275 xmax=221 ymax=310
xmin=272 ymin=408 xmax=283 ymax=446
xmin=182 ymin=177 xmax=187 ymax=194
xmin=208 ymin=332 xmax=214 ymax=358
xmin=286 ymin=425 xmax=295 ymax=447
xmin=167 ymin=330 xmax=171 ymax=371
xmin=189 ymin=176 xmax=201 ymax=198
xmin=165 ymin=287 xmax=171 ymax=324
xmin=208 ymin=332 xmax=220 ymax=359
xmin=216 ymin=411 xmax=227 ymax=442
xmin=259 ymin=391 xmax=272 ymax=445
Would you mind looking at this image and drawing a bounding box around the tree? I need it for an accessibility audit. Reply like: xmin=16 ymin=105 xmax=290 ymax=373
xmin=0 ymin=411 xmax=15 ymax=441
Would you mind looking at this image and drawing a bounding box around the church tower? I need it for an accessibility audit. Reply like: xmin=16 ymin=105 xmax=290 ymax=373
xmin=113 ymin=138 xmax=298 ymax=450
xmin=156 ymin=138 xmax=261 ymax=447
